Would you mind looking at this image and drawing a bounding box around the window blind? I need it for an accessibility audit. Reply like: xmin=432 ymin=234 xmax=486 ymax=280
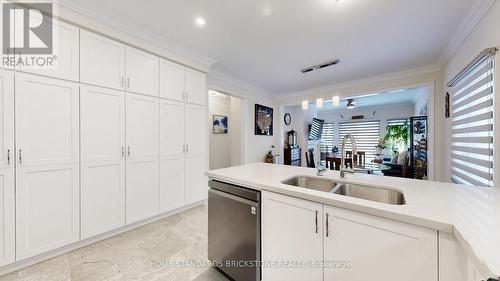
xmin=387 ymin=119 xmax=408 ymax=127
xmin=339 ymin=120 xmax=380 ymax=163
xmin=320 ymin=123 xmax=335 ymax=153
xmin=450 ymin=50 xmax=495 ymax=187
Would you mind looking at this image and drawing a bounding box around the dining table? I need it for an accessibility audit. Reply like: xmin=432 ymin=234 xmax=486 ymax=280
xmin=325 ymin=153 xmax=391 ymax=175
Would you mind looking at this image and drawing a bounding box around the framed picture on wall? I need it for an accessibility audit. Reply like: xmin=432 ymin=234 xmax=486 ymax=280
xmin=255 ymin=104 xmax=273 ymax=136
xmin=213 ymin=115 xmax=228 ymax=134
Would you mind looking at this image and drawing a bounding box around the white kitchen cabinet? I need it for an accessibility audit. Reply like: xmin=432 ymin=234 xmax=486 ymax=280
xmin=125 ymin=46 xmax=159 ymax=96
xmin=15 ymin=73 xmax=79 ymax=167
xmin=185 ymin=104 xmax=206 ymax=156
xmin=160 ymin=157 xmax=185 ymax=212
xmin=0 ymin=70 xmax=14 ymax=171
xmin=15 ymin=73 xmax=80 ymax=259
xmin=323 ymin=206 xmax=438 ymax=281
xmin=262 ymin=192 xmax=324 ymax=281
xmin=184 ymin=154 xmax=207 ymax=205
xmin=126 ymin=93 xmax=159 ymax=160
xmin=160 ymin=99 xmax=185 ymax=157
xmin=0 ymin=169 xmax=14 ymax=266
xmin=80 ymin=85 xmax=126 ymax=238
xmin=185 ymin=68 xmax=207 ymax=106
xmin=0 ymin=69 xmax=14 ymax=266
xmin=126 ymin=158 xmax=159 ymax=223
xmin=159 ymin=58 xmax=185 ymax=102
xmin=17 ymin=18 xmax=79 ymax=81
xmin=126 ymin=93 xmax=159 ymax=223
xmin=159 ymin=99 xmax=185 ymax=212
xmin=80 ymin=29 xmax=125 ymax=90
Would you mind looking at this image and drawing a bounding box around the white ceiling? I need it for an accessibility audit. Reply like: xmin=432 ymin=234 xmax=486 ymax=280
xmin=66 ymin=0 xmax=478 ymax=94
xmin=317 ymin=86 xmax=428 ymax=111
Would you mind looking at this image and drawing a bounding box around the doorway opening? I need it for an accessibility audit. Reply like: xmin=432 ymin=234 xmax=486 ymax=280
xmin=208 ymin=90 xmax=244 ymax=170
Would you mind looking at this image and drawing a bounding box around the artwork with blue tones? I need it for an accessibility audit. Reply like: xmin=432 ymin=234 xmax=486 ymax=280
xmin=213 ymin=115 xmax=228 ymax=134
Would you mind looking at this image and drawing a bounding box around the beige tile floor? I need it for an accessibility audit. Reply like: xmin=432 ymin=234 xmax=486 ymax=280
xmin=0 ymin=205 xmax=230 ymax=281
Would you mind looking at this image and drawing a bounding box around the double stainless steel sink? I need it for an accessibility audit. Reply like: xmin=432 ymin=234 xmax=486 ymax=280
xmin=281 ymin=176 xmax=406 ymax=205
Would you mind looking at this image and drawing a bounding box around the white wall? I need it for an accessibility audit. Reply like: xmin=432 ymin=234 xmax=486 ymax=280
xmin=208 ymin=71 xmax=280 ymax=165
xmin=413 ymin=87 xmax=430 ymax=116
xmin=209 ymin=94 xmax=231 ymax=170
xmin=441 ymin=0 xmax=500 ymax=185
xmin=230 ymin=96 xmax=243 ymax=166
xmin=281 ymin=104 xmax=319 ymax=166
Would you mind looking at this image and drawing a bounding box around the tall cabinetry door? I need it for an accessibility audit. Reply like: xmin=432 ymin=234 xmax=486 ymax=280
xmin=125 ymin=46 xmax=159 ymax=96
xmin=262 ymin=191 xmax=324 ymax=281
xmin=0 ymin=69 xmax=14 ymax=266
xmin=81 ymin=85 xmax=126 ymax=239
xmin=323 ymin=206 xmax=438 ymax=281
xmin=184 ymin=68 xmax=207 ymax=106
xmin=159 ymin=99 xmax=185 ymax=212
xmin=17 ymin=18 xmax=79 ymax=81
xmin=0 ymin=1 xmax=14 ymax=70
xmin=15 ymin=73 xmax=80 ymax=260
xmin=184 ymin=104 xmax=207 ymax=204
xmin=126 ymin=93 xmax=159 ymax=224
xmin=185 ymin=104 xmax=206 ymax=155
xmin=80 ymin=29 xmax=125 ymax=90
xmin=159 ymin=59 xmax=185 ymax=102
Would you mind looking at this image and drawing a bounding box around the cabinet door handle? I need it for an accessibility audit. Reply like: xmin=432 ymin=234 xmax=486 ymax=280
xmin=127 ymin=78 xmax=130 ymax=89
xmin=121 ymin=146 xmax=125 ymax=157
xmin=18 ymin=149 xmax=22 ymax=164
xmin=186 ymin=144 xmax=189 ymax=153
xmin=315 ymin=210 xmax=319 ymax=234
xmin=186 ymin=91 xmax=189 ymax=101
xmin=7 ymin=149 xmax=10 ymax=165
xmin=127 ymin=146 xmax=131 ymax=157
xmin=326 ymin=213 xmax=330 ymax=237
xmin=121 ymin=77 xmax=124 ymax=88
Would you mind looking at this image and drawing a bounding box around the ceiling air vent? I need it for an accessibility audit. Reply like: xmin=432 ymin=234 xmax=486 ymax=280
xmin=301 ymin=59 xmax=340 ymax=74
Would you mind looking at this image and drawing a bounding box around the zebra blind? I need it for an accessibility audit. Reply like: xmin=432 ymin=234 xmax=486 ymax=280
xmin=339 ymin=120 xmax=380 ymax=163
xmin=450 ymin=52 xmax=495 ymax=187
xmin=387 ymin=119 xmax=408 ymax=127
xmin=320 ymin=123 xmax=335 ymax=153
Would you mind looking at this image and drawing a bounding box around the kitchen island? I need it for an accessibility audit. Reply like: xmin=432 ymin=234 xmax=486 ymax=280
xmin=206 ymin=163 xmax=500 ymax=281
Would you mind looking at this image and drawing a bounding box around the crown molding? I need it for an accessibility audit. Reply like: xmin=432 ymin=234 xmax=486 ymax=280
xmin=434 ymin=0 xmax=496 ymax=70
xmin=208 ymin=69 xmax=274 ymax=99
xmin=275 ymin=64 xmax=440 ymax=99
xmin=57 ymin=0 xmax=216 ymax=72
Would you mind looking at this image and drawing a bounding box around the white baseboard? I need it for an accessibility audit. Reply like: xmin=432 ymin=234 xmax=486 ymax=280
xmin=0 ymin=201 xmax=206 ymax=276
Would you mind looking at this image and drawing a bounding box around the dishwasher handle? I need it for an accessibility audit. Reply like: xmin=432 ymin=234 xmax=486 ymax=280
xmin=209 ymin=188 xmax=259 ymax=207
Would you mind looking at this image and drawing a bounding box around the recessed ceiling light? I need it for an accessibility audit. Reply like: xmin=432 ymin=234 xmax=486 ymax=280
xmin=302 ymin=101 xmax=309 ymax=110
xmin=194 ymin=17 xmax=206 ymax=27
xmin=316 ymin=98 xmax=324 ymax=109
xmin=332 ymin=96 xmax=340 ymax=106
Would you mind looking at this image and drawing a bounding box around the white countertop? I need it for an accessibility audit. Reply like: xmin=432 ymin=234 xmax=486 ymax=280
xmin=206 ymin=163 xmax=500 ymax=278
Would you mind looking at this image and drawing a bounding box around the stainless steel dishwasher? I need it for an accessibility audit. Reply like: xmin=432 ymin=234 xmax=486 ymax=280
xmin=208 ymin=180 xmax=261 ymax=281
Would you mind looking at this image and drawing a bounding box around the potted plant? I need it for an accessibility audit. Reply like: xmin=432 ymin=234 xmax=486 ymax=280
xmin=265 ymin=145 xmax=276 ymax=163
xmin=384 ymin=122 xmax=409 ymax=155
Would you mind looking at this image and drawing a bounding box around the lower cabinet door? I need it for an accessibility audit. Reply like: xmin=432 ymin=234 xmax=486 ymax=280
xmin=160 ymin=156 xmax=185 ymax=213
xmin=0 ymin=168 xmax=14 ymax=266
xmin=262 ymin=191 xmax=324 ymax=281
xmin=184 ymin=155 xmax=207 ymax=204
xmin=16 ymin=164 xmax=80 ymax=260
xmin=126 ymin=158 xmax=159 ymax=224
xmin=324 ymin=206 xmax=438 ymax=281
xmin=81 ymin=160 xmax=125 ymax=239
